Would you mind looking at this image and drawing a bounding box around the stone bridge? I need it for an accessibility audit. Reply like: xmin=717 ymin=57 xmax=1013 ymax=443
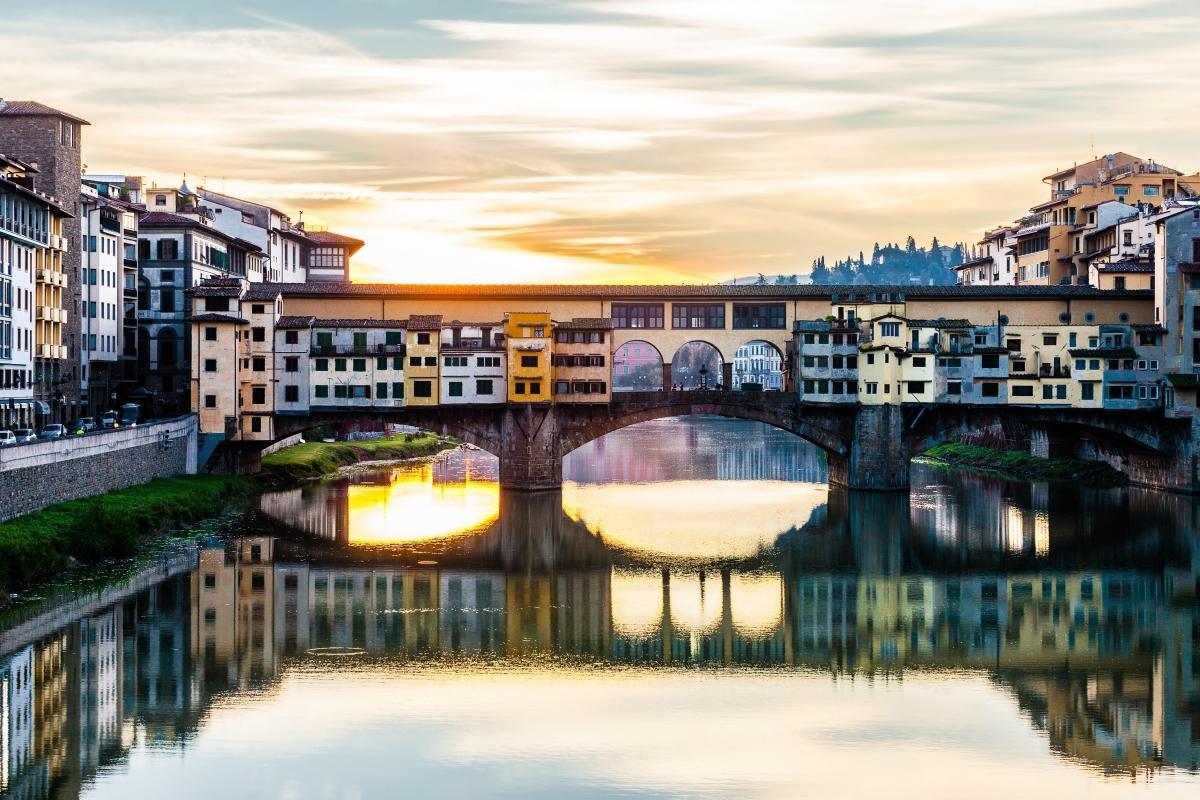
xmin=211 ymin=391 xmax=1200 ymax=493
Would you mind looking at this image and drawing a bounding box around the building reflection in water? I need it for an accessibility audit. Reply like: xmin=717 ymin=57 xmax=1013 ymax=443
xmin=3 ymin=421 xmax=1200 ymax=796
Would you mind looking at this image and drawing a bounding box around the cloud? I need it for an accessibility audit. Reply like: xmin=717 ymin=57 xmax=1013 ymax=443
xmin=3 ymin=0 xmax=1198 ymax=282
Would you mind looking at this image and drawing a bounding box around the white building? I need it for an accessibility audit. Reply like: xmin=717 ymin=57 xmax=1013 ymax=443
xmin=307 ymin=320 xmax=407 ymax=408
xmin=195 ymin=187 xmax=305 ymax=282
xmin=0 ymin=154 xmax=55 ymax=429
xmin=0 ymin=646 xmax=34 ymax=795
xmin=78 ymin=185 xmax=124 ymax=414
xmin=439 ymin=322 xmax=506 ymax=404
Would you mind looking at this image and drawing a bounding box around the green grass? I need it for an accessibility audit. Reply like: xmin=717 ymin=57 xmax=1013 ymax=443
xmin=260 ymin=432 xmax=456 ymax=483
xmin=0 ymin=476 xmax=256 ymax=594
xmin=918 ymin=442 xmax=1126 ymax=486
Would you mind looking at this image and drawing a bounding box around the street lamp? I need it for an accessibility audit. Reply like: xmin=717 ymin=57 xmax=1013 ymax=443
xmin=699 ymin=365 xmax=709 ymax=390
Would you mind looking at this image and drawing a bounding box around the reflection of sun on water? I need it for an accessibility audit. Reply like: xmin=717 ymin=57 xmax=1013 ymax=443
xmin=347 ymin=465 xmax=500 ymax=544
xmin=611 ymin=568 xmax=784 ymax=638
xmin=561 ymin=480 xmax=825 ymax=561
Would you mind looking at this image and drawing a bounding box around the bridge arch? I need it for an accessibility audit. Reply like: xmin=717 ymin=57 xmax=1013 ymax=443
xmin=670 ymin=340 xmax=724 ymax=390
xmin=557 ymin=394 xmax=851 ymax=462
xmin=613 ymin=340 xmax=665 ymax=392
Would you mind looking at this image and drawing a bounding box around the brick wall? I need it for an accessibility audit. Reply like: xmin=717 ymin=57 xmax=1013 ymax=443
xmin=0 ymin=415 xmax=198 ymax=522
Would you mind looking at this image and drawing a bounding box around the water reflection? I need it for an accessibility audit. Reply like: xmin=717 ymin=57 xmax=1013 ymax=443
xmin=1 ymin=418 xmax=1199 ymax=798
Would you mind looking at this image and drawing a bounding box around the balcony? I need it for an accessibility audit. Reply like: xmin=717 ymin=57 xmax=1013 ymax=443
xmin=0 ymin=216 xmax=49 ymax=246
xmin=36 ymin=343 xmax=67 ymax=359
xmin=309 ymin=343 xmax=407 ymax=357
xmin=50 ymin=234 xmax=68 ymax=251
xmin=36 ymin=268 xmax=67 ymax=287
xmin=36 ymin=305 xmax=66 ymax=323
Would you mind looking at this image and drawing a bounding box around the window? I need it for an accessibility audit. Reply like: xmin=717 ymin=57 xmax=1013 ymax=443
xmin=204 ymin=326 xmax=217 ymax=341
xmin=350 ymin=385 xmax=370 ymax=399
xmin=476 ymin=379 xmax=494 ymax=395
xmin=204 ymin=394 xmax=216 ymax=408
xmin=252 ymin=327 xmax=265 ymax=342
xmin=879 ymin=321 xmax=900 ymax=337
xmin=946 ymin=381 xmax=962 ymax=395
xmin=1041 ymin=334 xmax=1057 ymax=346
xmin=444 ymin=356 xmax=468 ymax=367
xmin=1011 ymin=385 xmax=1034 ymax=397
xmin=424 ymin=356 xmax=436 ymax=366
xmin=335 ymin=358 xmax=347 ymax=372
xmin=865 ymin=382 xmax=878 ymax=395
xmin=520 ymin=355 xmax=538 ymax=368
xmin=1042 ymin=385 xmax=1053 ymax=400
xmin=251 ymin=417 xmax=262 ymax=433
xmin=376 ymin=382 xmax=388 ymax=399
xmin=1113 ymin=184 xmax=1130 ymax=197
xmin=478 ymin=356 xmax=501 ymax=368
xmin=981 ymin=354 xmax=1000 ymax=369
xmin=515 ymin=382 xmax=526 ymax=395
xmin=386 ymin=331 xmax=403 ymax=345
xmin=1107 ymin=384 xmax=1135 ymax=400
xmin=409 ymin=356 xmax=421 ymax=367
xmin=251 ymin=304 xmax=265 ymax=314
xmin=251 ymin=387 xmax=266 ymax=404
xmin=1081 ymin=382 xmax=1095 ymax=401
xmin=314 ymin=385 xmax=328 ymax=399
xmin=1011 ymin=360 xmax=1026 ymax=373
xmin=316 ymin=331 xmax=333 ymax=347
xmin=314 ymin=359 xmax=328 ymax=372
xmin=285 ymin=357 xmax=298 ymax=373
xmin=911 ymin=356 xmax=926 ymax=368
xmin=672 ymin=303 xmax=725 ymax=329
xmin=1143 ymin=186 xmax=1159 ymax=197
xmin=352 ymin=358 xmax=366 ymax=372
xmin=377 ymin=356 xmax=388 ymax=370
xmin=530 ymin=381 xmax=541 ymax=394
xmin=732 ymin=303 xmax=786 ymax=329
xmin=392 ymin=382 xmax=404 ymax=399
xmin=285 ymin=330 xmax=299 ymax=344
xmin=612 ymin=303 xmax=664 ymax=329
xmin=353 ymin=332 xmax=367 ymax=348
xmin=159 ymin=289 xmax=175 ymax=312
xmin=413 ymin=380 xmax=433 ymax=398
xmin=906 ymin=381 xmax=926 ymax=394
xmin=981 ymin=382 xmax=1000 ymax=398
xmin=333 ymin=385 xmax=348 ymax=399
xmin=284 ymin=385 xmax=299 ymax=402
xmin=555 ymin=380 xmax=571 ymax=394
xmin=204 ymin=358 xmax=217 ymax=372
xmin=207 ymin=297 xmax=229 ymax=312
xmin=448 ymin=381 xmax=463 ymax=397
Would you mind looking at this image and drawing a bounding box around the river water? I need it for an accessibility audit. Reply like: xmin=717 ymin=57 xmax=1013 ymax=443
xmin=1 ymin=417 xmax=1199 ymax=799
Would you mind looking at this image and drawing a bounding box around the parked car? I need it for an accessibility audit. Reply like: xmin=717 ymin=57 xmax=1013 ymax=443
xmin=0 ymin=431 xmax=16 ymax=446
xmin=72 ymin=417 xmax=96 ymax=433
xmin=11 ymin=428 xmax=36 ymax=443
xmin=40 ymin=423 xmax=66 ymax=440
xmin=100 ymin=411 xmax=119 ymax=429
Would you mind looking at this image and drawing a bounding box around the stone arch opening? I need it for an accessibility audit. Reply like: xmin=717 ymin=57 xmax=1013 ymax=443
xmin=613 ymin=340 xmax=665 ymax=392
xmin=732 ymin=339 xmax=785 ymax=391
xmin=670 ymin=341 xmax=724 ymax=390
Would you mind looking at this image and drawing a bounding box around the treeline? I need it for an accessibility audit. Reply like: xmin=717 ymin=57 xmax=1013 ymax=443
xmin=807 ymin=236 xmax=967 ymax=285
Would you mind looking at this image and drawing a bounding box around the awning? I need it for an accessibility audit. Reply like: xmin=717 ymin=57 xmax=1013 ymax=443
xmin=33 ymin=400 xmax=51 ymax=415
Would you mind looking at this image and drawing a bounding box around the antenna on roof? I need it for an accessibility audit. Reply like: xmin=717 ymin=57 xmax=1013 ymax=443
xmin=1090 ymin=135 xmax=1096 ymax=161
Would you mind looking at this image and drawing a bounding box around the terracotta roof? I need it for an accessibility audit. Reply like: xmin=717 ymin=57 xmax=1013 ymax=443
xmin=304 ymin=229 xmax=365 ymax=255
xmin=907 ymin=318 xmax=972 ymax=329
xmin=138 ymin=211 xmax=240 ymax=245
xmin=1132 ymin=324 xmax=1168 ymax=333
xmin=1167 ymin=373 xmax=1200 ymax=388
xmin=955 ymin=256 xmax=993 ymax=270
xmin=973 ymin=346 xmax=1010 ymax=355
xmin=556 ymin=317 xmax=613 ymax=330
xmin=312 ymin=318 xmax=406 ymax=329
xmin=0 ymin=174 xmax=74 ymax=216
xmin=0 ymin=100 xmax=90 ymax=125
xmin=1096 ymin=261 xmax=1152 ymax=273
xmin=186 ymin=313 xmax=247 ymax=324
xmin=1068 ymin=347 xmax=1137 ymax=358
xmin=187 ymin=285 xmax=242 ymax=298
xmin=243 ymin=284 xmax=283 ymax=301
xmin=255 ymin=281 xmax=1151 ymax=300
xmin=407 ymin=314 xmax=442 ymax=331
xmin=276 ymin=315 xmax=316 ymax=329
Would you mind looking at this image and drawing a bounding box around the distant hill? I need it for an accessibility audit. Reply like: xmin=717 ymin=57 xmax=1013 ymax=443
xmin=722 ymin=237 xmax=967 ymax=286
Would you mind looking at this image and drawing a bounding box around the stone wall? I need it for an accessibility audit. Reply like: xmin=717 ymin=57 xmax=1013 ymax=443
xmin=0 ymin=415 xmax=198 ymax=522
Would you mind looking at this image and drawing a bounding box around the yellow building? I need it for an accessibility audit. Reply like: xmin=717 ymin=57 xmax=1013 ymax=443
xmin=857 ymin=312 xmax=906 ymax=404
xmin=404 ymin=314 xmax=441 ymax=406
xmin=552 ymin=317 xmax=612 ymax=402
xmin=188 ymin=279 xmax=250 ymax=437
xmin=1003 ymin=324 xmax=1095 ymax=405
xmin=505 ymin=311 xmax=552 ymax=402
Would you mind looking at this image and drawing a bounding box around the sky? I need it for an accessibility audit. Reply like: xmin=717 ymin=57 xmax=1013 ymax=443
xmin=4 ymin=0 xmax=1199 ymax=284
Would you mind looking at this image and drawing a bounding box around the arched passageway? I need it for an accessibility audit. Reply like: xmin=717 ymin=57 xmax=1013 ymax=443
xmin=613 ymin=340 xmax=664 ymax=392
xmin=732 ymin=340 xmax=784 ymax=391
xmin=671 ymin=341 xmax=723 ymax=390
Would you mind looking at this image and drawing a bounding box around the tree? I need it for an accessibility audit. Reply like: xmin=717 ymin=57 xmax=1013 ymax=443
xmin=905 ymin=236 xmax=918 ymax=254
xmin=871 ymin=242 xmax=881 ymax=265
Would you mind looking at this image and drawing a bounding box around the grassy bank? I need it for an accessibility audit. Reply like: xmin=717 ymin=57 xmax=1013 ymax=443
xmin=260 ymin=433 xmax=456 ymax=483
xmin=917 ymin=442 xmax=1126 ymax=486
xmin=0 ymin=476 xmax=256 ymax=594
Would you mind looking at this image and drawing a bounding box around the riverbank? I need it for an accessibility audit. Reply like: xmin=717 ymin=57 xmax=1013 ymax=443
xmin=259 ymin=432 xmax=458 ymax=483
xmin=917 ymin=442 xmax=1127 ymax=486
xmin=0 ymin=475 xmax=255 ymax=594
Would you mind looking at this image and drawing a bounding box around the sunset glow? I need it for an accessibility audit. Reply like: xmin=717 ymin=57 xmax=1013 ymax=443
xmin=8 ymin=0 xmax=1198 ymax=283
